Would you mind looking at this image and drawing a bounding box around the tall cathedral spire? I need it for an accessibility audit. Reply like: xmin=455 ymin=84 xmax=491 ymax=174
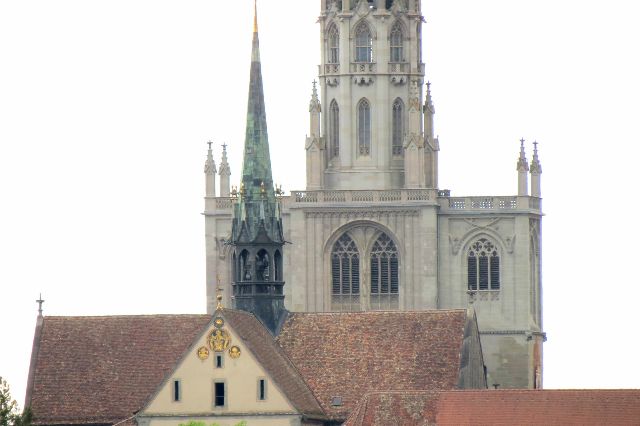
xmin=230 ymin=2 xmax=286 ymax=334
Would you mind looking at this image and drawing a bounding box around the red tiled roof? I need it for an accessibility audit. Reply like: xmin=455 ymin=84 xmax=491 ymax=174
xmin=343 ymin=390 xmax=441 ymax=426
xmin=436 ymin=389 xmax=640 ymax=426
xmin=28 ymin=315 xmax=211 ymax=425
xmin=276 ymin=310 xmax=468 ymax=420
xmin=28 ymin=312 xmax=324 ymax=424
xmin=221 ymin=309 xmax=324 ymax=417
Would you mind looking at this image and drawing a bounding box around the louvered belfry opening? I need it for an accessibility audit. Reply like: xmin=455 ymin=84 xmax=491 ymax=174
xmin=370 ymin=233 xmax=399 ymax=310
xmin=467 ymin=238 xmax=500 ymax=291
xmin=331 ymin=234 xmax=361 ymax=311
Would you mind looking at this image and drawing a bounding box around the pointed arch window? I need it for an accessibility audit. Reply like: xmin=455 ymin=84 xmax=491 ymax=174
xmin=390 ymin=23 xmax=404 ymax=62
xmin=355 ymin=23 xmax=373 ymax=63
xmin=467 ymin=238 xmax=500 ymax=291
xmin=329 ymin=100 xmax=340 ymax=158
xmin=331 ymin=234 xmax=360 ymax=311
xmin=370 ymin=234 xmax=399 ymax=310
xmin=328 ymin=25 xmax=340 ymax=64
xmin=392 ymin=98 xmax=404 ymax=156
xmin=357 ymin=99 xmax=371 ymax=156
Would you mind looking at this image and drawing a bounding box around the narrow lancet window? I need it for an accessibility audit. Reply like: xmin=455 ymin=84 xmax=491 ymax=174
xmin=329 ymin=100 xmax=340 ymax=158
xmin=355 ymin=23 xmax=373 ymax=63
xmin=468 ymin=238 xmax=500 ymax=291
xmin=392 ymin=98 xmax=404 ymax=156
xmin=331 ymin=234 xmax=360 ymax=311
xmin=370 ymin=233 xmax=399 ymax=310
xmin=357 ymin=99 xmax=371 ymax=156
xmin=328 ymin=25 xmax=340 ymax=64
xmin=390 ymin=24 xmax=403 ymax=62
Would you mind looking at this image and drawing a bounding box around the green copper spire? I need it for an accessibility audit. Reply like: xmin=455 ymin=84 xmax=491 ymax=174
xmin=232 ymin=1 xmax=282 ymax=245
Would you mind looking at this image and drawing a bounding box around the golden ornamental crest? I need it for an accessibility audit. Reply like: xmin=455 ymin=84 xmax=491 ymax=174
xmin=208 ymin=329 xmax=231 ymax=352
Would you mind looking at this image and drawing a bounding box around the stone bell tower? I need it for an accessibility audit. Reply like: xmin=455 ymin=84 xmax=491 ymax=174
xmin=229 ymin=2 xmax=286 ymax=334
xmin=308 ymin=0 xmax=435 ymax=190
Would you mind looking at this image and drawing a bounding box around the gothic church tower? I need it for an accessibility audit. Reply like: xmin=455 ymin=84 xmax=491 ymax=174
xmin=205 ymin=0 xmax=544 ymax=390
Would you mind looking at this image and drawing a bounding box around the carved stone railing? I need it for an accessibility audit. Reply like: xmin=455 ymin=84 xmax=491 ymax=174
xmin=447 ymin=197 xmax=517 ymax=210
xmin=388 ymin=62 xmax=410 ymax=73
xmin=290 ymin=189 xmax=433 ymax=205
xmin=350 ymin=62 xmax=377 ymax=73
xmin=322 ymin=63 xmax=340 ymax=74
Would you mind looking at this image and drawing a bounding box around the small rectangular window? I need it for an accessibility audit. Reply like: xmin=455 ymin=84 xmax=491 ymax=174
xmin=215 ymin=354 xmax=223 ymax=368
xmin=173 ymin=379 xmax=181 ymax=402
xmin=214 ymin=381 xmax=225 ymax=407
xmin=258 ymin=379 xmax=267 ymax=401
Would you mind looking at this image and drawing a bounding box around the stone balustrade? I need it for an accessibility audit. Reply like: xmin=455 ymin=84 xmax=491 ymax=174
xmin=207 ymin=193 xmax=541 ymax=212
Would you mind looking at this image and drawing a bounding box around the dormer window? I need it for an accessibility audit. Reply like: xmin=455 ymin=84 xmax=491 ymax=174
xmin=355 ymin=23 xmax=373 ymax=63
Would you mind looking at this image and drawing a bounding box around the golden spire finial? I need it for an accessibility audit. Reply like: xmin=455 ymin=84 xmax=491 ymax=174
xmin=253 ymin=0 xmax=258 ymax=33
xmin=216 ymin=274 xmax=224 ymax=310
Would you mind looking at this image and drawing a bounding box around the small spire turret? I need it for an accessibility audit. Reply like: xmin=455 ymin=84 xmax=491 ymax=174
xmin=219 ymin=143 xmax=231 ymax=197
xmin=205 ymin=141 xmax=217 ymax=197
xmin=517 ymin=138 xmax=529 ymax=196
xmin=530 ymin=141 xmax=542 ymax=197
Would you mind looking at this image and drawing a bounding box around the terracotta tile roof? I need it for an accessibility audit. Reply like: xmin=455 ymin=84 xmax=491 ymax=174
xmin=343 ymin=390 xmax=441 ymax=426
xmin=221 ymin=309 xmax=324 ymax=417
xmin=436 ymin=389 xmax=640 ymax=426
xmin=28 ymin=312 xmax=324 ymax=424
xmin=28 ymin=315 xmax=211 ymax=425
xmin=276 ymin=310 xmax=468 ymax=421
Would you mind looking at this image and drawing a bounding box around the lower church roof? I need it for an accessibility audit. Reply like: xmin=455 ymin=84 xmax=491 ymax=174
xmin=26 ymin=309 xmax=477 ymax=424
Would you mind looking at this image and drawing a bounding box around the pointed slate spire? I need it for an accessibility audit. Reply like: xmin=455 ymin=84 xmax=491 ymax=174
xmin=230 ymin=1 xmax=286 ymax=335
xmin=231 ymin=0 xmax=282 ymax=245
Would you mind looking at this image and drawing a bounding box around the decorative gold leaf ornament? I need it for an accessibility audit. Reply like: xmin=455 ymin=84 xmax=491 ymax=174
xmin=208 ymin=329 xmax=231 ymax=352
xmin=229 ymin=346 xmax=241 ymax=359
xmin=197 ymin=346 xmax=210 ymax=360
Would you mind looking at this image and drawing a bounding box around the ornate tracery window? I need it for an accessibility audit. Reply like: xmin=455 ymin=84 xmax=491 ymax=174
xmin=357 ymin=99 xmax=371 ymax=156
xmin=328 ymin=25 xmax=340 ymax=64
xmin=390 ymin=23 xmax=403 ymax=62
xmin=355 ymin=23 xmax=373 ymax=63
xmin=329 ymin=100 xmax=340 ymax=158
xmin=331 ymin=234 xmax=360 ymax=311
xmin=392 ymin=98 xmax=404 ymax=156
xmin=370 ymin=234 xmax=399 ymax=310
xmin=467 ymin=238 xmax=500 ymax=291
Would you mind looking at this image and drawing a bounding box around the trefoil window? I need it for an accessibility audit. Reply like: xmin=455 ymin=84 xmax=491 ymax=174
xmin=370 ymin=233 xmax=399 ymax=310
xmin=468 ymin=238 xmax=500 ymax=291
xmin=331 ymin=234 xmax=360 ymax=311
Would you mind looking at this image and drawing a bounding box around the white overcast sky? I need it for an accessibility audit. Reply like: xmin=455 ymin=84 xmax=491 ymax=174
xmin=1 ymin=0 xmax=640 ymax=409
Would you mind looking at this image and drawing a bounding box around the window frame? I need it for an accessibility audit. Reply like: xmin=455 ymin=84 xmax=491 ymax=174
xmin=329 ymin=100 xmax=340 ymax=158
xmin=391 ymin=98 xmax=404 ymax=156
xmin=331 ymin=234 xmax=361 ymax=311
xmin=327 ymin=25 xmax=340 ymax=64
xmin=213 ymin=380 xmax=226 ymax=408
xmin=257 ymin=378 xmax=267 ymax=402
xmin=357 ymin=99 xmax=371 ymax=156
xmin=467 ymin=238 xmax=501 ymax=291
xmin=390 ymin=23 xmax=404 ymax=63
xmin=172 ymin=379 xmax=181 ymax=402
xmin=354 ymin=23 xmax=373 ymax=63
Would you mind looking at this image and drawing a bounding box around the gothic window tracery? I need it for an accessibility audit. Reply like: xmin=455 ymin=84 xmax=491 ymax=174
xmin=370 ymin=233 xmax=399 ymax=310
xmin=331 ymin=234 xmax=360 ymax=311
xmin=357 ymin=99 xmax=371 ymax=156
xmin=329 ymin=100 xmax=340 ymax=158
xmin=328 ymin=25 xmax=340 ymax=64
xmin=392 ymin=98 xmax=404 ymax=156
xmin=355 ymin=23 xmax=373 ymax=63
xmin=467 ymin=238 xmax=500 ymax=291
xmin=390 ymin=23 xmax=404 ymax=62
